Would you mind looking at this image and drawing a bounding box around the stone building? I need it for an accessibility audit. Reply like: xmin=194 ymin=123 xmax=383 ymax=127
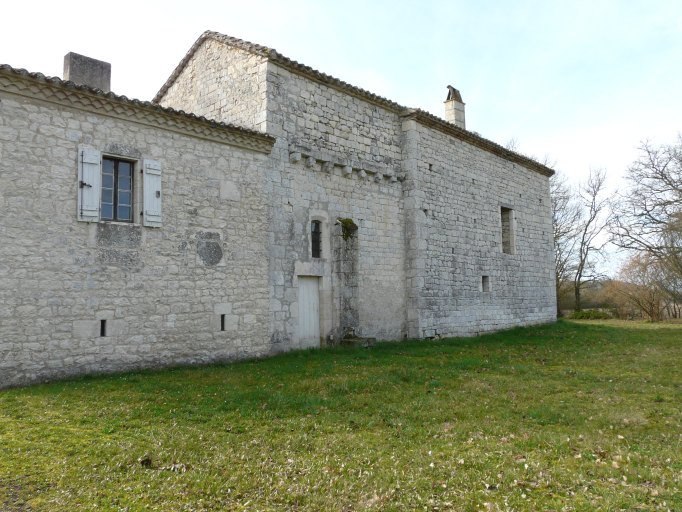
xmin=0 ymin=31 xmax=556 ymax=388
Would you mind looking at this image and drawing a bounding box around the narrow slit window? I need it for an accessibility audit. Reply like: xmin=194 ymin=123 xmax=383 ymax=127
xmin=482 ymin=275 xmax=490 ymax=292
xmin=100 ymin=319 xmax=107 ymax=337
xmin=501 ymin=207 xmax=514 ymax=254
xmin=220 ymin=314 xmax=226 ymax=331
xmin=311 ymin=220 xmax=321 ymax=258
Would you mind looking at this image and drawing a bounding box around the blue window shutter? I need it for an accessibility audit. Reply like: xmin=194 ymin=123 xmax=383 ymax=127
xmin=77 ymin=146 xmax=101 ymax=222
xmin=143 ymin=159 xmax=162 ymax=227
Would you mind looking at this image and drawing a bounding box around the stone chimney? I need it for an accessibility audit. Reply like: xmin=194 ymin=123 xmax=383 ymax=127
xmin=444 ymin=85 xmax=465 ymax=129
xmin=63 ymin=52 xmax=111 ymax=92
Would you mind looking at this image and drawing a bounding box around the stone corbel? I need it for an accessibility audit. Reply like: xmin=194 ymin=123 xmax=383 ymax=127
xmin=289 ymin=152 xmax=302 ymax=163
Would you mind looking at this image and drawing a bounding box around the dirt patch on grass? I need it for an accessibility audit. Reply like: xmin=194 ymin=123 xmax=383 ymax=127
xmin=0 ymin=477 xmax=34 ymax=511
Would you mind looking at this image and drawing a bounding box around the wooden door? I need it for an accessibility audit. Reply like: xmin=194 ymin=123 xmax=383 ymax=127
xmin=298 ymin=276 xmax=320 ymax=348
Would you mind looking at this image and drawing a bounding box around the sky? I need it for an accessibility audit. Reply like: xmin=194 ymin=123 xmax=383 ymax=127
xmin=2 ymin=0 xmax=680 ymax=186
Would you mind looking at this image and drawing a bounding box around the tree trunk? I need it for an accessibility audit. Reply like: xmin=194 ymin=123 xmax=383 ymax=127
xmin=574 ymin=283 xmax=582 ymax=312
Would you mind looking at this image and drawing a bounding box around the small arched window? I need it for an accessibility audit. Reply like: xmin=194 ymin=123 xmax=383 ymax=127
xmin=311 ymin=220 xmax=321 ymax=258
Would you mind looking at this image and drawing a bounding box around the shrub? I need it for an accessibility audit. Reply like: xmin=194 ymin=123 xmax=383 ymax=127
xmin=569 ymin=309 xmax=611 ymax=320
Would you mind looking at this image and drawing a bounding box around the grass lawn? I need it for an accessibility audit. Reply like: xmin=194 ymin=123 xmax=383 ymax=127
xmin=1 ymin=320 xmax=681 ymax=511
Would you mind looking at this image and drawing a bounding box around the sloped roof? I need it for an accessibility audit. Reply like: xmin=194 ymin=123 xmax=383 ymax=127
xmin=402 ymin=109 xmax=554 ymax=177
xmin=153 ymin=31 xmax=405 ymax=112
xmin=153 ymin=31 xmax=553 ymax=177
xmin=0 ymin=64 xmax=275 ymax=153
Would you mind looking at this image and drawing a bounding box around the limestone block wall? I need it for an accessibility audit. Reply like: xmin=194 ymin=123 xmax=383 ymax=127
xmin=0 ymin=90 xmax=271 ymax=388
xmin=403 ymin=121 xmax=556 ymax=337
xmin=265 ymin=151 xmax=407 ymax=347
xmin=153 ymin=38 xmax=555 ymax=345
xmin=159 ymin=39 xmax=268 ymax=132
xmin=263 ymin=64 xmax=407 ymax=346
xmin=264 ymin=64 xmax=403 ymax=170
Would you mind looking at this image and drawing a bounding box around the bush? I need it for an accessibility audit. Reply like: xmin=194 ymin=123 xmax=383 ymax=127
xmin=569 ymin=309 xmax=612 ymax=320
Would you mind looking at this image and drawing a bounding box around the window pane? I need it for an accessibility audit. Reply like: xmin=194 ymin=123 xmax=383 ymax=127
xmin=118 ymin=162 xmax=132 ymax=176
xmin=101 ymin=188 xmax=113 ymax=204
xmin=118 ymin=176 xmax=131 ymax=191
xmin=102 ymin=174 xmax=114 ymax=189
xmin=101 ymin=158 xmax=135 ymax=223
xmin=117 ymin=206 xmax=131 ymax=221
xmin=101 ymin=204 xmax=113 ymax=220
xmin=311 ymin=221 xmax=321 ymax=258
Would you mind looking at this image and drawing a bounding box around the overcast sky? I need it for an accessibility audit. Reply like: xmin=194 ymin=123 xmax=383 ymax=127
xmin=3 ymin=0 xmax=681 ymax=189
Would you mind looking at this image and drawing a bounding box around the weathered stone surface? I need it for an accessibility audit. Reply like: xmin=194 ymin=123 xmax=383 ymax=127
xmin=96 ymin=223 xmax=142 ymax=248
xmin=0 ymin=81 xmax=271 ymax=388
xmin=63 ymin=52 xmax=111 ymax=92
xmin=1 ymin=32 xmax=556 ymax=388
xmin=196 ymin=232 xmax=223 ymax=266
xmin=158 ymin=35 xmax=555 ymax=347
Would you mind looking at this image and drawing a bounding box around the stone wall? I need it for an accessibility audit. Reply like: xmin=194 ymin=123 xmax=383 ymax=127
xmin=264 ymin=64 xmax=403 ymax=168
xmin=0 ymin=85 xmax=271 ymax=388
xmin=160 ymin=52 xmax=410 ymax=345
xmin=1 ymin=33 xmax=558 ymax=388
xmin=266 ymin=149 xmax=407 ymax=346
xmin=156 ymin=39 xmax=556 ymax=346
xmin=160 ymin=39 xmax=268 ymax=132
xmin=402 ymin=119 xmax=556 ymax=337
xmin=264 ymin=63 xmax=407 ymax=346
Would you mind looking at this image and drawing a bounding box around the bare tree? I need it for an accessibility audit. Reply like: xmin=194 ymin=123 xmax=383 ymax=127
xmin=616 ymin=253 xmax=668 ymax=321
xmin=611 ymin=137 xmax=682 ymax=297
xmin=504 ymin=138 xmax=520 ymax=152
xmin=550 ymin=172 xmax=581 ymax=315
xmin=573 ymin=169 xmax=611 ymax=311
xmin=504 ymin=139 xmax=555 ymax=168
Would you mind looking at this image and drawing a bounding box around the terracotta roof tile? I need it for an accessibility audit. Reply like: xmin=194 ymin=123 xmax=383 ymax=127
xmin=0 ymin=63 xmax=275 ymax=148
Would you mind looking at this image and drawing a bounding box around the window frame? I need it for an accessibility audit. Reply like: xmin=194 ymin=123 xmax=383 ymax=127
xmin=311 ymin=220 xmax=322 ymax=258
xmin=100 ymin=156 xmax=135 ymax=223
xmin=500 ymin=206 xmax=515 ymax=255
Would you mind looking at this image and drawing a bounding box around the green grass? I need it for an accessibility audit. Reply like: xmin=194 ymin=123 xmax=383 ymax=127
xmin=1 ymin=320 xmax=681 ymax=511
